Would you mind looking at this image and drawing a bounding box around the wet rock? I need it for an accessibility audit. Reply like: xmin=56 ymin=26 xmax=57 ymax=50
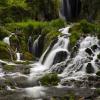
xmin=88 ymin=75 xmax=100 ymax=81
xmin=85 ymin=48 xmax=94 ymax=56
xmin=91 ymin=45 xmax=98 ymax=51
xmin=86 ymin=63 xmax=94 ymax=74
xmin=53 ymin=51 xmax=68 ymax=65
xmin=97 ymin=53 xmax=100 ymax=60
xmin=94 ymin=82 xmax=100 ymax=88
xmin=96 ymin=71 xmax=100 ymax=76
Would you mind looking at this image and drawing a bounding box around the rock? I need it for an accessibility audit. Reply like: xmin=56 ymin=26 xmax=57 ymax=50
xmin=53 ymin=51 xmax=68 ymax=65
xmin=86 ymin=63 xmax=94 ymax=74
xmin=91 ymin=45 xmax=98 ymax=51
xmin=85 ymin=48 xmax=94 ymax=56
xmin=96 ymin=71 xmax=100 ymax=76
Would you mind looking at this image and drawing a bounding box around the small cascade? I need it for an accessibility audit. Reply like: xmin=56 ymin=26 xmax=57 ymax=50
xmin=16 ymin=52 xmax=21 ymax=61
xmin=60 ymin=36 xmax=100 ymax=82
xmin=28 ymin=36 xmax=33 ymax=53
xmin=3 ymin=33 xmax=15 ymax=45
xmin=3 ymin=35 xmax=11 ymax=45
xmin=32 ymin=35 xmax=43 ymax=58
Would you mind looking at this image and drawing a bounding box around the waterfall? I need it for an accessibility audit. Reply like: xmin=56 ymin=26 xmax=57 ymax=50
xmin=16 ymin=53 xmax=21 ymax=61
xmin=28 ymin=36 xmax=33 ymax=53
xmin=60 ymin=36 xmax=100 ymax=81
xmin=3 ymin=35 xmax=11 ymax=45
xmin=32 ymin=35 xmax=43 ymax=58
xmin=3 ymin=33 xmax=15 ymax=45
xmin=29 ymin=26 xmax=71 ymax=81
xmin=60 ymin=0 xmax=81 ymax=21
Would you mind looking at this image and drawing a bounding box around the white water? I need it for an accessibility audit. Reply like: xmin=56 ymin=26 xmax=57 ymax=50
xmin=3 ymin=33 xmax=15 ymax=45
xmin=29 ymin=26 xmax=71 ymax=81
xmin=60 ymin=36 xmax=100 ymax=81
xmin=16 ymin=52 xmax=21 ymax=61
xmin=25 ymin=86 xmax=46 ymax=99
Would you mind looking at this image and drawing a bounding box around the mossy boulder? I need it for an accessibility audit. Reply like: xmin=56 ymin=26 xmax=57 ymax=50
xmin=40 ymin=73 xmax=60 ymax=86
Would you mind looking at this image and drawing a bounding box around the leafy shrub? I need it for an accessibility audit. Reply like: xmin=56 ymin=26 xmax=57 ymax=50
xmin=80 ymin=19 xmax=95 ymax=33
xmin=0 ymin=41 xmax=10 ymax=59
xmin=0 ymin=26 xmax=10 ymax=40
xmin=70 ymin=31 xmax=81 ymax=46
xmin=40 ymin=73 xmax=59 ymax=86
xmin=23 ymin=52 xmax=34 ymax=61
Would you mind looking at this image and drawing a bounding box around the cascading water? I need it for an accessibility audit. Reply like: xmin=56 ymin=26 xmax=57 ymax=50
xmin=60 ymin=35 xmax=100 ymax=83
xmin=3 ymin=35 xmax=11 ymax=45
xmin=16 ymin=52 xmax=21 ymax=61
xmin=29 ymin=26 xmax=71 ymax=81
xmin=60 ymin=0 xmax=81 ymax=21
xmin=3 ymin=33 xmax=15 ymax=45
xmin=32 ymin=35 xmax=41 ymax=57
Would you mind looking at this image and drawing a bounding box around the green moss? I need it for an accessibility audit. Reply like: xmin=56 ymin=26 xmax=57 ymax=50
xmin=70 ymin=31 xmax=81 ymax=46
xmin=69 ymin=20 xmax=100 ymax=47
xmin=80 ymin=19 xmax=95 ymax=33
xmin=40 ymin=73 xmax=60 ymax=86
xmin=23 ymin=52 xmax=34 ymax=61
xmin=0 ymin=26 xmax=10 ymax=40
xmin=0 ymin=41 xmax=10 ymax=59
xmin=3 ymin=65 xmax=15 ymax=72
xmin=44 ymin=30 xmax=60 ymax=50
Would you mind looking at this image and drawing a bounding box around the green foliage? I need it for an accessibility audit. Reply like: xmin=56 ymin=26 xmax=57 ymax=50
xmin=3 ymin=65 xmax=15 ymax=72
xmin=5 ymin=19 xmax=64 ymax=53
xmin=70 ymin=31 xmax=81 ymax=46
xmin=0 ymin=0 xmax=60 ymax=23
xmin=0 ymin=41 xmax=10 ymax=59
xmin=23 ymin=52 xmax=34 ymax=61
xmin=0 ymin=26 xmax=10 ymax=40
xmin=40 ymin=73 xmax=60 ymax=86
xmin=69 ymin=20 xmax=100 ymax=46
xmin=81 ymin=0 xmax=100 ymax=21
xmin=80 ymin=20 xmax=95 ymax=33
xmin=7 ymin=0 xmax=27 ymax=8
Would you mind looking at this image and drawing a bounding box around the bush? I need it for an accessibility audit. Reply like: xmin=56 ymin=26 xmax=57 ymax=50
xmin=23 ymin=52 xmax=34 ymax=61
xmin=70 ymin=31 xmax=81 ymax=46
xmin=0 ymin=41 xmax=10 ymax=59
xmin=40 ymin=73 xmax=59 ymax=86
xmin=0 ymin=26 xmax=10 ymax=40
xmin=80 ymin=19 xmax=95 ymax=33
